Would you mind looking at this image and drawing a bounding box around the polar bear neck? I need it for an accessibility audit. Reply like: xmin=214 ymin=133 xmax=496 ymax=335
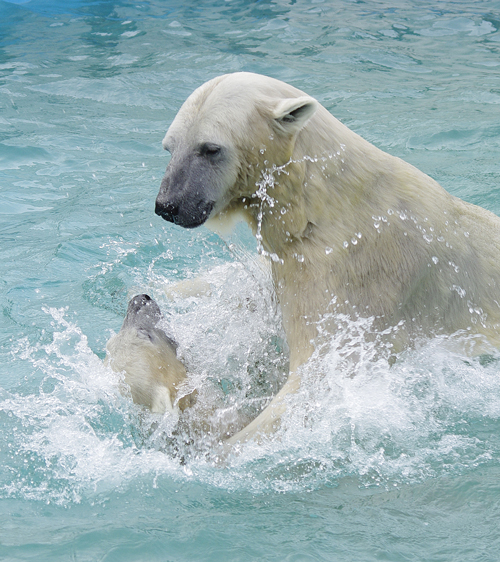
xmin=248 ymin=107 xmax=402 ymax=259
xmin=241 ymin=107 xmax=466 ymax=367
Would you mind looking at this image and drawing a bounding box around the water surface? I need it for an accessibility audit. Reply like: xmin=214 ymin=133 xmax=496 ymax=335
xmin=1 ymin=0 xmax=500 ymax=560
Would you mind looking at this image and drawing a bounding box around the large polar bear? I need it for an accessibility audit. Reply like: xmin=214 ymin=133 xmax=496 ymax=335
xmin=154 ymin=72 xmax=500 ymax=445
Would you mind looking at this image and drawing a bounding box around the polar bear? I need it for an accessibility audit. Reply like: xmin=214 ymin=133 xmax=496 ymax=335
xmin=154 ymin=72 xmax=500 ymax=444
xmin=106 ymin=294 xmax=194 ymax=414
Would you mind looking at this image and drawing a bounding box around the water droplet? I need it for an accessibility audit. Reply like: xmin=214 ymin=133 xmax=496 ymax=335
xmin=452 ymin=285 xmax=466 ymax=298
xmin=343 ymin=241 xmax=349 ymax=249
xmin=431 ymin=256 xmax=439 ymax=264
xmin=325 ymin=247 xmax=333 ymax=255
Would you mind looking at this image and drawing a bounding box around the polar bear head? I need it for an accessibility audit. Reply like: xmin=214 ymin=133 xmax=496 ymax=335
xmin=105 ymin=294 xmax=195 ymax=414
xmin=155 ymin=72 xmax=318 ymax=229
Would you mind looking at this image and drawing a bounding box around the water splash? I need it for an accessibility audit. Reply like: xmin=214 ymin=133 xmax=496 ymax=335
xmin=253 ymin=163 xmax=287 ymax=264
xmin=3 ymin=264 xmax=500 ymax=502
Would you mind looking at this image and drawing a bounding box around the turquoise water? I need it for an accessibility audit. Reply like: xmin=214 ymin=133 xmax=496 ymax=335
xmin=1 ymin=0 xmax=500 ymax=560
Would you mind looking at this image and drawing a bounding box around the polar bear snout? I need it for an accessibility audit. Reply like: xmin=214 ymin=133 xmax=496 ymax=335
xmin=155 ymin=193 xmax=215 ymax=229
xmin=123 ymin=293 xmax=162 ymax=332
xmin=154 ymin=195 xmax=181 ymax=225
xmin=156 ymin=168 xmax=216 ymax=229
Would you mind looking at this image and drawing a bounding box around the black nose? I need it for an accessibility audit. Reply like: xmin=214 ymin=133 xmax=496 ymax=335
xmin=155 ymin=199 xmax=180 ymax=224
xmin=155 ymin=197 xmax=215 ymax=229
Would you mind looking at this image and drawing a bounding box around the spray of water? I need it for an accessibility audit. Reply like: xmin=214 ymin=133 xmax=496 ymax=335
xmin=3 ymin=248 xmax=500 ymax=504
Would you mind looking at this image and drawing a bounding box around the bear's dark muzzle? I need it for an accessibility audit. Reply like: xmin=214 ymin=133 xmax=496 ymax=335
xmin=155 ymin=198 xmax=180 ymax=224
xmin=155 ymin=196 xmax=214 ymax=229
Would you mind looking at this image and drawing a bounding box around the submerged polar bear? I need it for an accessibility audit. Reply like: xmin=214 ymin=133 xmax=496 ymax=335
xmin=153 ymin=72 xmax=500 ymax=444
xmin=106 ymin=294 xmax=194 ymax=414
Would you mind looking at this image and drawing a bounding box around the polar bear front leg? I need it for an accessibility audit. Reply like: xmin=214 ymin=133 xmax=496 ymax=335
xmin=226 ymin=371 xmax=301 ymax=446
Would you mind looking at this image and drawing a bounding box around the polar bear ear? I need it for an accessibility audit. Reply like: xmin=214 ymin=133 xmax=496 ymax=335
xmin=272 ymin=96 xmax=318 ymax=135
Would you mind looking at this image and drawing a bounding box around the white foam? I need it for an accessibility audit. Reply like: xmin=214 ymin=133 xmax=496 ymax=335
xmin=4 ymin=265 xmax=500 ymax=501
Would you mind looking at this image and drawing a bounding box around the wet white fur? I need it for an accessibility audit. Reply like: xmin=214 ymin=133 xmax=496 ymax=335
xmin=106 ymin=325 xmax=188 ymax=414
xmin=163 ymin=72 xmax=500 ymax=444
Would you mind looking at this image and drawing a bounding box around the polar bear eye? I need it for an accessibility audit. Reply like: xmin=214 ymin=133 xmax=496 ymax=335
xmin=199 ymin=143 xmax=222 ymax=159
